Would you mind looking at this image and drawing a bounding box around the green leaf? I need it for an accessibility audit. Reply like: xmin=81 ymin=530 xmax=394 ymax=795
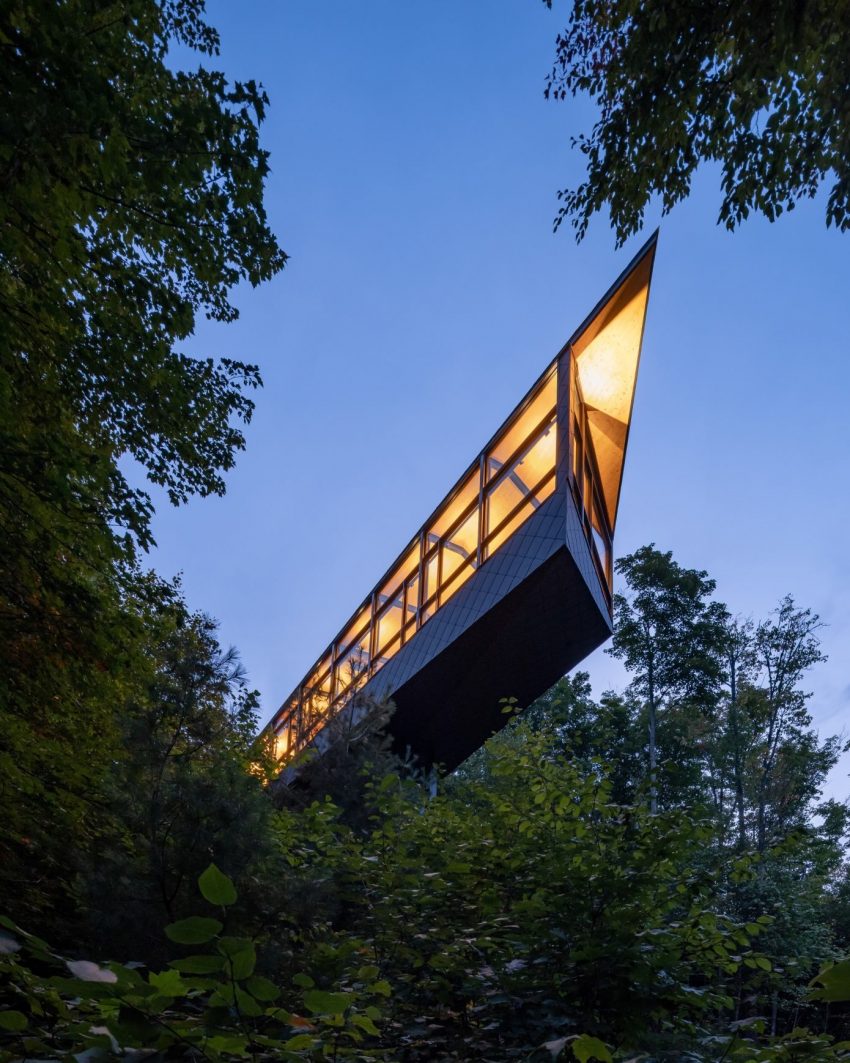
xmin=148 ymin=969 xmax=186 ymax=997
xmin=369 ymin=980 xmax=391 ymax=998
xmin=246 ymin=975 xmax=280 ymax=1001
xmin=572 ymin=1033 xmax=613 ymax=1063
xmin=809 ymin=958 xmax=850 ymax=1002
xmin=206 ymin=1035 xmax=249 ymax=1056
xmin=208 ymin=985 xmax=237 ymax=1009
xmin=116 ymin=1006 xmax=161 ymax=1042
xmin=228 ymin=946 xmax=256 ymax=981
xmin=198 ymin=863 xmax=237 ymax=907
xmin=235 ymin=987 xmax=263 ymax=1017
xmin=292 ymin=973 xmax=314 ymax=988
xmin=286 ymin=1033 xmax=317 ymax=1050
xmin=208 ymin=978 xmax=263 ymax=1016
xmin=169 ymin=954 xmax=225 ymax=974
xmin=217 ymin=936 xmax=252 ymax=957
xmin=0 ymin=1011 xmax=27 ymax=1032
xmin=303 ymin=989 xmax=351 ymax=1015
xmin=164 ymin=916 xmax=222 ymax=945
xmin=351 ymin=1013 xmax=380 ymax=1036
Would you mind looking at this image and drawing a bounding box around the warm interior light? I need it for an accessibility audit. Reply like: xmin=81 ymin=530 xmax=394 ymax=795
xmin=573 ymin=247 xmax=654 ymax=530
xmin=487 ymin=370 xmax=557 ymax=477
xmin=429 ymin=471 xmax=479 ymax=541
xmin=379 ymin=543 xmax=419 ymax=605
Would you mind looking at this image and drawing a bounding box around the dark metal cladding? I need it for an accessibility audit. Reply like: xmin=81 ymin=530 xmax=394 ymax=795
xmin=370 ymin=492 xmax=613 ymax=770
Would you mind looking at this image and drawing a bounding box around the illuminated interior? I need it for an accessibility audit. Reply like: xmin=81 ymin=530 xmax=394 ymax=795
xmin=266 ymin=239 xmax=655 ymax=766
xmin=571 ymin=248 xmax=653 ymax=529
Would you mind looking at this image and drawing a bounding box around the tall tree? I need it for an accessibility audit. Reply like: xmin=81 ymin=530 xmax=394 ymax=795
xmin=81 ymin=603 xmax=272 ymax=962
xmin=608 ymin=545 xmax=727 ymax=812
xmin=720 ymin=617 xmax=759 ymax=849
xmin=0 ymin=0 xmax=283 ymax=921
xmin=1 ymin=0 xmax=284 ymax=544
xmin=542 ymin=0 xmax=850 ymax=243
xmin=750 ymin=596 xmax=831 ymax=852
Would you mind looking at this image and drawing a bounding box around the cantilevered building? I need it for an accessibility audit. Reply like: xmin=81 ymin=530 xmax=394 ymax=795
xmin=267 ymin=235 xmax=657 ymax=773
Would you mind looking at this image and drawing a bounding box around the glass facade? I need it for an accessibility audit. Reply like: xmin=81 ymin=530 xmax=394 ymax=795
xmin=269 ymin=363 xmax=568 ymax=763
xmin=570 ymin=355 xmax=613 ymax=604
xmin=267 ymin=237 xmax=655 ymax=766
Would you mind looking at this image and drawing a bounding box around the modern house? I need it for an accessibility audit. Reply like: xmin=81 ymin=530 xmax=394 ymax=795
xmin=266 ymin=234 xmax=657 ymax=773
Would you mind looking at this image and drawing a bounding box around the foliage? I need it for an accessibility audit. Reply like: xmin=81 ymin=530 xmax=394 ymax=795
xmin=0 ymin=560 xmax=275 ymax=959
xmin=272 ymin=696 xmax=417 ymax=835
xmin=0 ymin=551 xmax=847 ymax=1058
xmin=602 ymin=548 xmax=841 ymax=852
xmin=452 ymin=547 xmax=848 ymax=1051
xmin=3 ymin=737 xmax=849 ymax=1060
xmin=0 ymin=0 xmax=283 ymax=934
xmin=0 ymin=865 xmax=388 ymax=1061
xmin=79 ymin=603 xmax=276 ymax=964
xmin=542 ymin=0 xmax=850 ymax=242
xmin=350 ymin=736 xmax=760 ymax=1057
xmin=1 ymin=0 xmax=284 ymax=531
xmin=454 ymin=673 xmax=646 ymax=806
xmin=608 ymin=544 xmax=728 ymax=812
xmin=259 ymin=718 xmax=848 ymax=1060
xmin=0 ymin=566 xmax=157 ymax=932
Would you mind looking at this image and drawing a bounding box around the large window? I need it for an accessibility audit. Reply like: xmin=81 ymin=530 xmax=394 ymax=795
xmin=334 ymin=607 xmax=370 ymax=701
xmin=483 ymin=416 xmax=556 ymax=558
xmin=301 ymin=656 xmax=332 ymax=741
xmin=271 ymin=363 xmax=560 ymax=761
xmin=570 ymin=358 xmax=613 ymax=600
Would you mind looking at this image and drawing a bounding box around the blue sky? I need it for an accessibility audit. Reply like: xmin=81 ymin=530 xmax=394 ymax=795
xmin=150 ymin=0 xmax=850 ymax=795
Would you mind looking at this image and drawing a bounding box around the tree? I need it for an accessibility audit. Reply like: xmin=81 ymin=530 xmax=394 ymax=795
xmin=719 ymin=617 xmax=759 ymax=849
xmin=749 ymin=597 xmax=832 ymax=852
xmin=80 ymin=604 xmax=273 ymax=963
xmin=0 ymin=0 xmax=283 ymax=922
xmin=608 ymin=545 xmax=727 ymax=812
xmin=0 ymin=0 xmax=284 ymax=619
xmin=542 ymin=0 xmax=850 ymax=243
xmin=1 ymin=0 xmax=284 ymax=553
xmin=272 ymin=695 xmax=416 ymax=835
xmin=2 ymin=619 xmax=848 ymax=1058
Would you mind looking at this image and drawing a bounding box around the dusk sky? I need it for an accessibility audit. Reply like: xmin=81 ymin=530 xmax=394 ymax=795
xmin=149 ymin=0 xmax=850 ymax=795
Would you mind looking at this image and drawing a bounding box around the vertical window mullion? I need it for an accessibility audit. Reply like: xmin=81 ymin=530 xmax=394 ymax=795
xmin=368 ymin=590 xmax=377 ymax=674
xmin=415 ymin=530 xmax=425 ymax=630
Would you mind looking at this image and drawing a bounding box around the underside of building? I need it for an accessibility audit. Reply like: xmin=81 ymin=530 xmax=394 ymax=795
xmin=265 ymin=234 xmax=657 ymax=773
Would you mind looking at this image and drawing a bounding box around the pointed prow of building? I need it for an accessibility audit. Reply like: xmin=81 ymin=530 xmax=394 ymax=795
xmin=265 ymin=234 xmax=658 ymax=774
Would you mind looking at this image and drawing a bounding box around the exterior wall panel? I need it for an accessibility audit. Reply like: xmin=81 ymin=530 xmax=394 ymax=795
xmin=370 ymin=488 xmax=612 ymax=769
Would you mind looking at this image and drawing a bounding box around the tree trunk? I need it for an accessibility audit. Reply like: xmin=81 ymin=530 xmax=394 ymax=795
xmin=728 ymin=655 xmax=746 ymax=848
xmin=648 ymin=654 xmax=657 ymax=814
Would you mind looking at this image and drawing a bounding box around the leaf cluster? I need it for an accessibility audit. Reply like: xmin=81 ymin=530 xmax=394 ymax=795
xmin=543 ymin=0 xmax=850 ymax=242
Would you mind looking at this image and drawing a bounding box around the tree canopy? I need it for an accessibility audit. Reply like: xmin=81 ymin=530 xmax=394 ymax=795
xmin=0 ymin=0 xmax=284 ymax=929
xmin=1 ymin=0 xmax=285 ymax=536
xmin=543 ymin=0 xmax=850 ymax=243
